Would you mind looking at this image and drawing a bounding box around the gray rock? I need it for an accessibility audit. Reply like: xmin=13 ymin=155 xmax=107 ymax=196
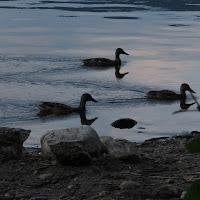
xmin=0 ymin=127 xmax=30 ymax=162
xmin=120 ymin=181 xmax=141 ymax=190
xmin=111 ymin=118 xmax=137 ymax=129
xmin=41 ymin=125 xmax=104 ymax=165
xmin=154 ymin=185 xmax=183 ymax=199
xmin=100 ymin=136 xmax=140 ymax=162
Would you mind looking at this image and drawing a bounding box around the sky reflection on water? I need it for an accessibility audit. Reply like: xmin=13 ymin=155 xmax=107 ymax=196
xmin=0 ymin=0 xmax=200 ymax=146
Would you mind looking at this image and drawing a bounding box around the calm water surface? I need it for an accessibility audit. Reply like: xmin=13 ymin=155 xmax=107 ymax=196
xmin=1 ymin=0 xmax=200 ymax=146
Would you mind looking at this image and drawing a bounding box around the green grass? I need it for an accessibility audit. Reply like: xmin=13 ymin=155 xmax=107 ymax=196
xmin=183 ymin=181 xmax=200 ymax=200
xmin=186 ymin=138 xmax=200 ymax=153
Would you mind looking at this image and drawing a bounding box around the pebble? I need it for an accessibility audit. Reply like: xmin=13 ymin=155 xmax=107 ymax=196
xmin=166 ymin=178 xmax=174 ymax=184
xmin=180 ymin=191 xmax=187 ymax=199
xmin=120 ymin=181 xmax=141 ymax=190
xmin=39 ymin=173 xmax=53 ymax=180
xmin=67 ymin=184 xmax=74 ymax=190
xmin=73 ymin=177 xmax=78 ymax=182
xmin=98 ymin=191 xmax=107 ymax=197
xmin=51 ymin=179 xmax=58 ymax=184
xmin=59 ymin=193 xmax=67 ymax=199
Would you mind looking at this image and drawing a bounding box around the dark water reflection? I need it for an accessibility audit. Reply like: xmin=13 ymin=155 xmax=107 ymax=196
xmin=1 ymin=0 xmax=200 ymax=11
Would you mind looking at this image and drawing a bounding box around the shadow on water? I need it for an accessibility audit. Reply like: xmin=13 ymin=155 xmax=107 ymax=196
xmin=2 ymin=0 xmax=200 ymax=11
xmin=169 ymin=24 xmax=190 ymax=27
xmin=104 ymin=16 xmax=140 ymax=20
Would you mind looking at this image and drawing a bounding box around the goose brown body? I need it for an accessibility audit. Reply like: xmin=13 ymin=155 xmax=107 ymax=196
xmin=37 ymin=93 xmax=97 ymax=117
xmin=82 ymin=48 xmax=129 ymax=67
xmin=146 ymin=83 xmax=195 ymax=100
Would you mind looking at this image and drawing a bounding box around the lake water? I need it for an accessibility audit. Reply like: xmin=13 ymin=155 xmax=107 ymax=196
xmin=1 ymin=0 xmax=200 ymax=147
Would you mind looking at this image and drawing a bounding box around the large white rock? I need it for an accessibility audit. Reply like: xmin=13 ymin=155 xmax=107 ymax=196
xmin=41 ymin=125 xmax=104 ymax=165
xmin=100 ymin=136 xmax=140 ymax=162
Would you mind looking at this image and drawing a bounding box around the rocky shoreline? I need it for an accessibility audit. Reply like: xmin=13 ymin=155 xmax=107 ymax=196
xmin=0 ymin=128 xmax=200 ymax=200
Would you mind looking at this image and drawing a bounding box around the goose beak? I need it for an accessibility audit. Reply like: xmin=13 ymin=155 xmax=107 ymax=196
xmin=123 ymin=51 xmax=129 ymax=55
xmin=91 ymin=98 xmax=98 ymax=103
xmin=189 ymin=88 xmax=196 ymax=94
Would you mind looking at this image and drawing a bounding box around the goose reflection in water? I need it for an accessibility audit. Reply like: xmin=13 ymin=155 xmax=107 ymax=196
xmin=173 ymin=97 xmax=196 ymax=114
xmin=80 ymin=111 xmax=98 ymax=125
xmin=115 ymin=65 xmax=129 ymax=79
xmin=180 ymin=99 xmax=195 ymax=110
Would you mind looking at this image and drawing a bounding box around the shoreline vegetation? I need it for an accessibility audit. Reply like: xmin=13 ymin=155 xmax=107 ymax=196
xmin=0 ymin=129 xmax=200 ymax=200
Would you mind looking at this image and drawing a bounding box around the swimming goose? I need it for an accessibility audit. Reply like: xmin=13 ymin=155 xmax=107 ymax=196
xmin=37 ymin=93 xmax=97 ymax=117
xmin=82 ymin=48 xmax=129 ymax=67
xmin=146 ymin=83 xmax=195 ymax=100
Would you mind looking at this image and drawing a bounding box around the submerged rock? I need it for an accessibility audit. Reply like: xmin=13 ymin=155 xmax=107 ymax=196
xmin=0 ymin=127 xmax=30 ymax=162
xmin=111 ymin=118 xmax=137 ymax=129
xmin=100 ymin=136 xmax=140 ymax=162
xmin=41 ymin=125 xmax=104 ymax=165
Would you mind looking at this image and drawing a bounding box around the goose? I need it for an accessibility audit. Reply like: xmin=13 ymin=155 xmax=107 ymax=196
xmin=146 ymin=83 xmax=195 ymax=100
xmin=37 ymin=93 xmax=97 ymax=117
xmin=82 ymin=48 xmax=129 ymax=67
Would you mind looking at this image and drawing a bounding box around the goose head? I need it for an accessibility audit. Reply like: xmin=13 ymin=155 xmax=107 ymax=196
xmin=115 ymin=48 xmax=129 ymax=57
xmin=81 ymin=93 xmax=98 ymax=103
xmin=180 ymin=83 xmax=195 ymax=95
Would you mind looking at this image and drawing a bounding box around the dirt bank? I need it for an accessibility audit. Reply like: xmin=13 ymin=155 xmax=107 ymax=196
xmin=0 ymin=134 xmax=200 ymax=200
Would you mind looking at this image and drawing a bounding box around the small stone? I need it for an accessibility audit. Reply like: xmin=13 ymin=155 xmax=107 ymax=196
xmin=74 ymin=177 xmax=78 ymax=182
xmin=67 ymin=184 xmax=74 ymax=190
xmin=154 ymin=185 xmax=183 ymax=199
xmin=59 ymin=193 xmax=67 ymax=199
xmin=120 ymin=181 xmax=141 ymax=190
xmin=98 ymin=191 xmax=107 ymax=197
xmin=180 ymin=191 xmax=187 ymax=199
xmin=30 ymin=198 xmax=36 ymax=200
xmin=51 ymin=179 xmax=58 ymax=184
xmin=39 ymin=173 xmax=53 ymax=180
xmin=166 ymin=178 xmax=174 ymax=184
xmin=100 ymin=137 xmax=140 ymax=162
